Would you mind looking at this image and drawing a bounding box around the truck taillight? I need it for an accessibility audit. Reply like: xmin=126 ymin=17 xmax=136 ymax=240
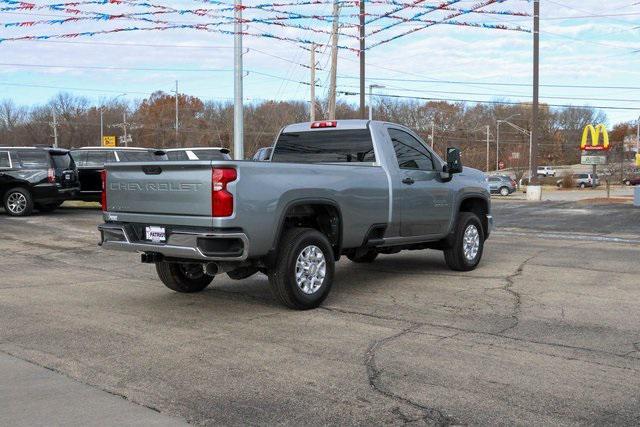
xmin=311 ymin=121 xmax=337 ymax=128
xmin=101 ymin=169 xmax=107 ymax=212
xmin=47 ymin=168 xmax=56 ymax=183
xmin=212 ymin=168 xmax=237 ymax=217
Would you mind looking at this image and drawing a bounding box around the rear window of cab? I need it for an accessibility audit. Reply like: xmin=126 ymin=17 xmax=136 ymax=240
xmin=272 ymin=129 xmax=376 ymax=164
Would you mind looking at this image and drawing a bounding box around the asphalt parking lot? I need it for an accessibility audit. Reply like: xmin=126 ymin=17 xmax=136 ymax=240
xmin=1 ymin=196 xmax=639 ymax=425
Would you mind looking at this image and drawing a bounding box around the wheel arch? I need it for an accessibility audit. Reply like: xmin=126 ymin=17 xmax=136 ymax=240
xmin=457 ymin=195 xmax=489 ymax=239
xmin=270 ymin=198 xmax=343 ymax=262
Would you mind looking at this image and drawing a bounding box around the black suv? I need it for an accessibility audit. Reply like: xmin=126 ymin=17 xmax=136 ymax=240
xmin=0 ymin=147 xmax=79 ymax=216
xmin=70 ymin=147 xmax=158 ymax=202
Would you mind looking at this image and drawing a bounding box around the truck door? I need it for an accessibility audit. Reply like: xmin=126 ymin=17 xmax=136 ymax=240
xmin=387 ymin=128 xmax=452 ymax=237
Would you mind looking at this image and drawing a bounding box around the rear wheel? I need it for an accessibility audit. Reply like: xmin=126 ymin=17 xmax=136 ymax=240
xmin=624 ymin=180 xmax=631 ymax=186
xmin=155 ymin=261 xmax=214 ymax=293
xmin=499 ymin=186 xmax=510 ymax=197
xmin=579 ymin=183 xmax=586 ymax=189
xmin=268 ymin=228 xmax=334 ymax=310
xmin=444 ymin=212 xmax=484 ymax=272
xmin=3 ymin=187 xmax=33 ymax=217
xmin=347 ymin=249 xmax=378 ymax=263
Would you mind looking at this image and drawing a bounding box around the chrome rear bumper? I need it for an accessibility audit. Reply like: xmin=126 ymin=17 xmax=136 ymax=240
xmin=98 ymin=223 xmax=249 ymax=261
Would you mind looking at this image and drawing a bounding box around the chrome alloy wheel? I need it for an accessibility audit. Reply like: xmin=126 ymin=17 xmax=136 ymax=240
xmin=462 ymin=224 xmax=480 ymax=262
xmin=7 ymin=192 xmax=27 ymax=215
xmin=295 ymin=245 xmax=326 ymax=295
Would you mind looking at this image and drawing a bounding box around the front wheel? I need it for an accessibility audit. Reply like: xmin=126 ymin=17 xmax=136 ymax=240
xmin=443 ymin=212 xmax=485 ymax=272
xmin=624 ymin=180 xmax=631 ymax=186
xmin=268 ymin=228 xmax=335 ymax=310
xmin=499 ymin=186 xmax=510 ymax=197
xmin=155 ymin=261 xmax=214 ymax=293
xmin=579 ymin=183 xmax=586 ymax=189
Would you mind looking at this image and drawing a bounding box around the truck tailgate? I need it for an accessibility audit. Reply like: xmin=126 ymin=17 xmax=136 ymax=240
xmin=106 ymin=161 xmax=212 ymax=216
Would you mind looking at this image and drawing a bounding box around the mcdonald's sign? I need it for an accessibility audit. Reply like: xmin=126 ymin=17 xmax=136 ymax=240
xmin=580 ymin=124 xmax=609 ymax=151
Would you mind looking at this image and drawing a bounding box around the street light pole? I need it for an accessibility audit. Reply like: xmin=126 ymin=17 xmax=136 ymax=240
xmin=368 ymin=84 xmax=384 ymax=120
xmin=636 ymin=115 xmax=639 ymax=154
xmin=496 ymin=121 xmax=500 ymax=171
xmin=233 ymin=0 xmax=244 ymax=160
xmin=486 ymin=125 xmax=490 ymax=173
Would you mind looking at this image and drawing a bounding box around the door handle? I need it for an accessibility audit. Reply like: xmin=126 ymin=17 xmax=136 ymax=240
xmin=402 ymin=177 xmax=415 ymax=185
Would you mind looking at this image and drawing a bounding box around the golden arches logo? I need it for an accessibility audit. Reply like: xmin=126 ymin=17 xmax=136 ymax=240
xmin=580 ymin=124 xmax=609 ymax=150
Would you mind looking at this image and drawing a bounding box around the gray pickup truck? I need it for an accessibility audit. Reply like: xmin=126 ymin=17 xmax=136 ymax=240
xmin=99 ymin=120 xmax=492 ymax=309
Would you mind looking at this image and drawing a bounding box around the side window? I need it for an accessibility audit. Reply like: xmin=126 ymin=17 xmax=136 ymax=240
xmin=388 ymin=128 xmax=434 ymax=171
xmin=488 ymin=177 xmax=499 ymax=182
xmin=0 ymin=151 xmax=11 ymax=168
xmin=84 ymin=151 xmax=107 ymax=167
xmin=16 ymin=150 xmax=50 ymax=168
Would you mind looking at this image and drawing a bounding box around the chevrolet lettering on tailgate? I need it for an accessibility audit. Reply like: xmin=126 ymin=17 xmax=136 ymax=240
xmin=110 ymin=182 xmax=203 ymax=192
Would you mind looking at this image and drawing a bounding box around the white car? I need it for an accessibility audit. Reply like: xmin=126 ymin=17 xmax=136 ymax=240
xmin=537 ymin=166 xmax=556 ymax=177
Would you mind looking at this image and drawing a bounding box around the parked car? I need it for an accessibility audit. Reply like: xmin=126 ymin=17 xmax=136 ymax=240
xmin=99 ymin=120 xmax=493 ymax=310
xmin=0 ymin=147 xmax=79 ymax=216
xmin=161 ymin=148 xmax=231 ymax=161
xmin=537 ymin=166 xmax=556 ymax=177
xmin=556 ymin=173 xmax=599 ymax=189
xmin=622 ymin=174 xmax=640 ymax=186
xmin=70 ymin=147 xmax=158 ymax=202
xmin=252 ymin=147 xmax=272 ymax=161
xmin=487 ymin=175 xmax=516 ymax=196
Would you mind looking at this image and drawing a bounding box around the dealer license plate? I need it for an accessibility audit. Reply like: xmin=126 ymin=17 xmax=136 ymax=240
xmin=145 ymin=226 xmax=166 ymax=243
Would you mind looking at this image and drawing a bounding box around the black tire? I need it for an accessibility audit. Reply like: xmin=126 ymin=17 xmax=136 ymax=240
xmin=347 ymin=249 xmax=378 ymax=263
xmin=3 ymin=187 xmax=34 ymax=217
xmin=268 ymin=228 xmax=335 ymax=310
xmin=624 ymin=180 xmax=631 ymax=186
xmin=499 ymin=186 xmax=510 ymax=197
xmin=155 ymin=261 xmax=213 ymax=293
xmin=443 ymin=212 xmax=485 ymax=272
xmin=579 ymin=183 xmax=586 ymax=189
xmin=36 ymin=202 xmax=62 ymax=213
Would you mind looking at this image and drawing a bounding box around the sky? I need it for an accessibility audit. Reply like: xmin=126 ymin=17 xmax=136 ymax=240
xmin=1 ymin=0 xmax=639 ymax=125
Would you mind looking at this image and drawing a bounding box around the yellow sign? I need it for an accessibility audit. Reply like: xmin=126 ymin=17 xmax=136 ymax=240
xmin=636 ymin=153 xmax=640 ymax=168
xmin=580 ymin=124 xmax=609 ymax=151
xmin=102 ymin=136 xmax=117 ymax=147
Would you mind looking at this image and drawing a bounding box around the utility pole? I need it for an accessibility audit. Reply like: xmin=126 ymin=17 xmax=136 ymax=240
xmin=530 ymin=0 xmax=540 ymax=184
xmin=100 ymin=109 xmax=104 ymax=144
xmin=233 ymin=0 xmax=244 ymax=159
xmin=327 ymin=0 xmax=340 ymax=120
xmin=174 ymin=80 xmax=179 ymax=144
xmin=359 ymin=0 xmax=365 ymax=119
xmin=310 ymin=43 xmax=316 ymax=122
xmin=51 ymin=110 xmax=58 ymax=148
xmin=486 ymin=125 xmax=490 ymax=173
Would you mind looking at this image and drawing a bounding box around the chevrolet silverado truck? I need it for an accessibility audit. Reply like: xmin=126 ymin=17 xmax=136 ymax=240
xmin=98 ymin=120 xmax=493 ymax=309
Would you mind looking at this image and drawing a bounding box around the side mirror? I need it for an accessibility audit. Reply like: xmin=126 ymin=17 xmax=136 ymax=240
xmin=446 ymin=147 xmax=463 ymax=174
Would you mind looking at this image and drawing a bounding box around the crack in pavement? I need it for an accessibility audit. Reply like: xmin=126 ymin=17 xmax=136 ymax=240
xmin=364 ymin=323 xmax=458 ymax=426
xmin=497 ymin=253 xmax=542 ymax=335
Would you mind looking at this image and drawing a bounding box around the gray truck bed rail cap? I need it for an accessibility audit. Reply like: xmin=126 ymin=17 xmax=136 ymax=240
xmin=282 ymin=119 xmax=372 ymax=133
